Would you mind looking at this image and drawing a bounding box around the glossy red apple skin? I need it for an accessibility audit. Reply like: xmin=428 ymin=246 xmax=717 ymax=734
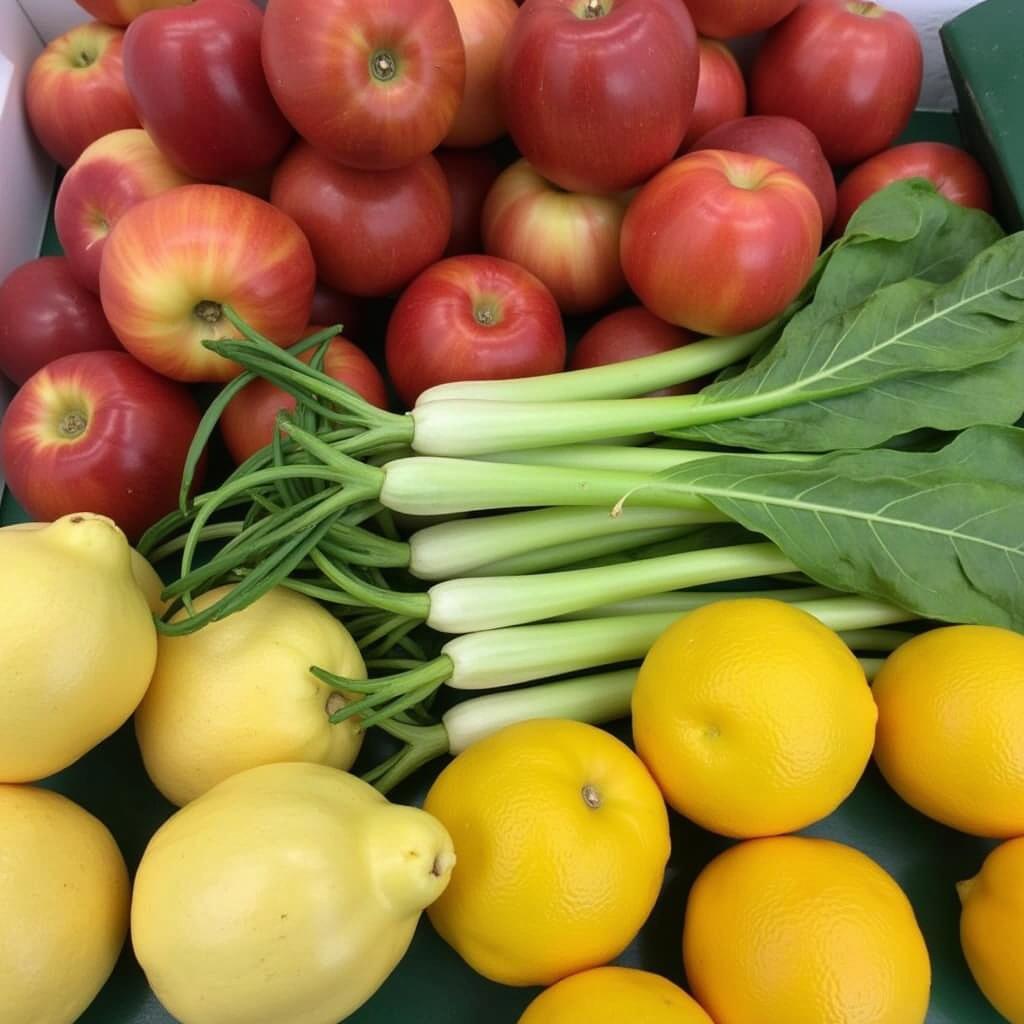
xmin=262 ymin=0 xmax=466 ymax=171
xmin=834 ymin=142 xmax=994 ymax=235
xmin=500 ymin=0 xmax=699 ymax=193
xmin=74 ymin=0 xmax=192 ymax=26
xmin=310 ymin=284 xmax=365 ymax=337
xmin=621 ymin=149 xmax=822 ymax=336
xmin=691 ymin=115 xmax=837 ymax=233
xmin=682 ymin=40 xmax=747 ymax=150
xmin=123 ymin=0 xmax=293 ymax=181
xmin=684 ymin=0 xmax=799 ymax=38
xmin=386 ymin=254 xmax=566 ymax=407
xmin=482 ymin=159 xmax=628 ymax=315
xmin=271 ymin=143 xmax=452 ymax=298
xmin=751 ymin=0 xmax=924 ymax=167
xmin=570 ymin=307 xmax=701 ymax=397
xmin=99 ymin=183 xmax=316 ymax=382
xmin=437 ymin=148 xmax=502 ymax=257
xmin=55 ymin=129 xmax=195 ymax=295
xmin=0 ymin=350 xmax=203 ymax=541
xmin=0 ymin=258 xmax=121 ymax=385
xmin=221 ymin=330 xmax=388 ymax=465
xmin=444 ymin=0 xmax=519 ymax=147
xmin=25 ymin=22 xmax=140 ymax=168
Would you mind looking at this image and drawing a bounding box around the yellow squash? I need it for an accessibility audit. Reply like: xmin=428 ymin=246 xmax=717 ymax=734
xmin=0 ymin=784 xmax=130 ymax=1024
xmin=0 ymin=513 xmax=157 ymax=781
xmin=134 ymin=584 xmax=365 ymax=806
xmin=131 ymin=761 xmax=455 ymax=1024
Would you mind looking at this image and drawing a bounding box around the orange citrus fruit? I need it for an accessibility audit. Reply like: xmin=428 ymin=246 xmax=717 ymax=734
xmin=424 ymin=718 xmax=670 ymax=987
xmin=632 ymin=598 xmax=876 ymax=837
xmin=873 ymin=625 xmax=1024 ymax=837
xmin=684 ymin=836 xmax=931 ymax=1024
xmin=518 ymin=966 xmax=714 ymax=1024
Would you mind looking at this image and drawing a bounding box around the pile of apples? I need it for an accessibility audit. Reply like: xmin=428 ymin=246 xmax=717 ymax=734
xmin=0 ymin=0 xmax=995 ymax=544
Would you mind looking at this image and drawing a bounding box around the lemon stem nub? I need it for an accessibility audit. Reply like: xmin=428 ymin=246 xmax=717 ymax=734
xmin=582 ymin=783 xmax=602 ymax=809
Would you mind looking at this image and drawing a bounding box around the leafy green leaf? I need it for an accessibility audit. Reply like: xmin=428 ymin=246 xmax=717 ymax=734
xmin=653 ymin=426 xmax=1024 ymax=630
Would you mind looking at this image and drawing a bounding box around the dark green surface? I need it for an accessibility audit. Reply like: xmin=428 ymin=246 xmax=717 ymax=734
xmin=0 ymin=109 xmax=1008 ymax=1022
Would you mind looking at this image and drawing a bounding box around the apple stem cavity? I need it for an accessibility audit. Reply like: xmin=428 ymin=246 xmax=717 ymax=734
xmin=325 ymin=692 xmax=348 ymax=720
xmin=59 ymin=410 xmax=88 ymax=439
xmin=581 ymin=0 xmax=608 ymax=17
xmin=193 ymin=300 xmax=224 ymax=325
xmin=846 ymin=1 xmax=885 ymax=16
xmin=73 ymin=48 xmax=97 ymax=69
xmin=473 ymin=302 xmax=500 ymax=327
xmin=370 ymin=50 xmax=398 ymax=83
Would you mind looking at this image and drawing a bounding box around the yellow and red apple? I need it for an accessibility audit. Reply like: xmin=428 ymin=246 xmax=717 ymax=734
xmin=25 ymin=21 xmax=140 ymax=167
xmin=55 ymin=129 xmax=195 ymax=295
xmin=99 ymin=184 xmax=316 ymax=382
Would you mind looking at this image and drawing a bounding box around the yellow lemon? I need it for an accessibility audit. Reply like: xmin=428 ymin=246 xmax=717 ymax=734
xmin=873 ymin=625 xmax=1024 ymax=837
xmin=684 ymin=836 xmax=931 ymax=1024
xmin=135 ymin=585 xmax=365 ymax=806
xmin=518 ymin=966 xmax=714 ymax=1024
xmin=0 ymin=513 xmax=157 ymax=781
xmin=632 ymin=598 xmax=876 ymax=837
xmin=959 ymin=836 xmax=1024 ymax=1023
xmin=0 ymin=784 xmax=130 ymax=1024
xmin=425 ymin=718 xmax=670 ymax=987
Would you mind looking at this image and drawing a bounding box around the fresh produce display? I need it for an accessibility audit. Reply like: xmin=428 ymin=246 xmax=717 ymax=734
xmin=873 ymin=626 xmax=1024 ymax=837
xmin=482 ymin=158 xmax=628 ymax=313
xmin=386 ymin=254 xmax=565 ymax=405
xmin=959 ymin=837 xmax=1024 ymax=1024
xmin=0 ymin=256 xmax=120 ymax=384
xmin=0 ymin=350 xmax=203 ymax=539
xmin=424 ymin=719 xmax=670 ymax=985
xmin=834 ymin=140 xmax=994 ymax=234
xmin=633 ymin=599 xmax=877 ymax=837
xmin=122 ymin=0 xmax=293 ymax=181
xmin=0 ymin=514 xmax=156 ymax=782
xmin=621 ymin=149 xmax=823 ymax=334
xmin=0 ymin=784 xmax=130 ymax=1024
xmin=130 ymin=762 xmax=454 ymax=1024
xmin=683 ymin=837 xmax=932 ymax=1022
xmin=261 ymin=0 xmax=466 ymax=170
xmin=55 ymin=129 xmax=195 ymax=295
xmin=682 ymin=38 xmax=748 ymax=149
xmin=4 ymin=2 xmax=1024 ymax=1021
xmin=25 ymin=21 xmax=139 ymax=167
xmin=752 ymin=0 xmax=924 ymax=166
xmin=689 ymin=114 xmax=837 ymax=231
xmin=98 ymin=183 xmax=316 ymax=381
xmin=135 ymin=585 xmax=365 ymax=805
xmin=500 ymin=0 xmax=699 ymax=192
xmin=518 ymin=967 xmax=714 ymax=1024
xmin=271 ymin=144 xmax=452 ymax=298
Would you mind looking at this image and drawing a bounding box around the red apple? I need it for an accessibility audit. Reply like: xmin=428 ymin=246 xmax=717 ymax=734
xmin=311 ymin=284 xmax=365 ymax=337
xmin=271 ymin=143 xmax=452 ymax=298
xmin=55 ymin=129 xmax=194 ymax=295
xmin=25 ymin=21 xmax=140 ymax=168
xmin=437 ymin=148 xmax=502 ymax=257
xmin=0 ymin=350 xmax=203 ymax=541
xmin=262 ymin=0 xmax=466 ymax=171
xmin=444 ymin=0 xmax=519 ymax=148
xmin=752 ymin=0 xmax=923 ymax=167
xmin=74 ymin=0 xmax=192 ymax=26
xmin=684 ymin=0 xmax=799 ymax=39
xmin=482 ymin=159 xmax=628 ymax=314
xmin=682 ymin=40 xmax=747 ymax=150
xmin=0 ymin=257 xmax=121 ymax=385
xmin=621 ymin=150 xmax=822 ymax=336
xmin=500 ymin=0 xmax=699 ymax=193
xmin=691 ymin=115 xmax=837 ymax=233
xmin=571 ymin=307 xmax=701 ymax=396
xmin=386 ymin=255 xmax=565 ymax=406
xmin=123 ymin=0 xmax=293 ymax=181
xmin=834 ymin=142 xmax=994 ymax=235
xmin=220 ymin=329 xmax=388 ymax=464
xmin=99 ymin=184 xmax=316 ymax=382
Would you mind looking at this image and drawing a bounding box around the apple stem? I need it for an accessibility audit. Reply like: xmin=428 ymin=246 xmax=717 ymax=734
xmin=74 ymin=49 xmax=96 ymax=68
xmin=371 ymin=50 xmax=398 ymax=82
xmin=475 ymin=308 xmax=497 ymax=326
xmin=59 ymin=411 xmax=88 ymax=439
xmin=583 ymin=0 xmax=606 ymax=17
